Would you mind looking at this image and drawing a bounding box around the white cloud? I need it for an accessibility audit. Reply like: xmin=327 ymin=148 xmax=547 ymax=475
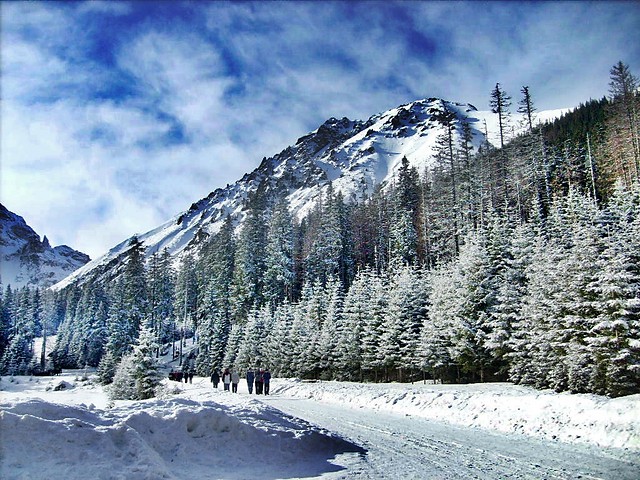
xmin=1 ymin=1 xmax=638 ymax=259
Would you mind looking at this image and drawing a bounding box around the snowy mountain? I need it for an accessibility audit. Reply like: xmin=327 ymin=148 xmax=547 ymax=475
xmin=53 ymin=98 xmax=566 ymax=290
xmin=0 ymin=204 xmax=90 ymax=289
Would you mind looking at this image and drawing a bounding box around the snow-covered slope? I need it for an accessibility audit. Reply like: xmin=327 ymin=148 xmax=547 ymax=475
xmin=1 ymin=373 xmax=637 ymax=479
xmin=54 ymin=98 xmax=567 ymax=290
xmin=0 ymin=204 xmax=90 ymax=289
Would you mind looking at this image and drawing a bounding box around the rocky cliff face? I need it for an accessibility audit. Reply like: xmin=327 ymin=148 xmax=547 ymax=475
xmin=0 ymin=204 xmax=90 ymax=289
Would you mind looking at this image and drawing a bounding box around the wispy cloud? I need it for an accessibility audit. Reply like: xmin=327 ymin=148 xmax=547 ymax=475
xmin=1 ymin=1 xmax=638 ymax=258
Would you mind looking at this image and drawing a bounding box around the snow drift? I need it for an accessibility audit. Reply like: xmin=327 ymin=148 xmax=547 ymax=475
xmin=0 ymin=389 xmax=363 ymax=480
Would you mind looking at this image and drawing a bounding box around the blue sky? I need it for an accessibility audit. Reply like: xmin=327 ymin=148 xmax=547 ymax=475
xmin=2 ymin=0 xmax=639 ymax=259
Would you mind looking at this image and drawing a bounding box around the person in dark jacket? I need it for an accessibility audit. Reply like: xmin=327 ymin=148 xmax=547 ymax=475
xmin=246 ymin=369 xmax=255 ymax=394
xmin=263 ymin=368 xmax=271 ymax=395
xmin=211 ymin=370 xmax=220 ymax=388
xmin=254 ymin=369 xmax=264 ymax=395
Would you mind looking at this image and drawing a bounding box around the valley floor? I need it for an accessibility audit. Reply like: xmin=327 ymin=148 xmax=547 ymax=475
xmin=1 ymin=372 xmax=638 ymax=479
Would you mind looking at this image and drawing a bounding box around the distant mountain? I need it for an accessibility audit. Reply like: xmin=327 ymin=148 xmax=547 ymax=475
xmin=0 ymin=204 xmax=90 ymax=289
xmin=54 ymin=98 xmax=566 ymax=290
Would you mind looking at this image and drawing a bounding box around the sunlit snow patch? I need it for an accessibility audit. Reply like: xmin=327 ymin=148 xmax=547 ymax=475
xmin=0 ymin=397 xmax=365 ymax=480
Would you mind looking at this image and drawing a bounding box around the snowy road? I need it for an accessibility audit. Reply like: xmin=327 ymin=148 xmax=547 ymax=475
xmin=262 ymin=397 xmax=640 ymax=480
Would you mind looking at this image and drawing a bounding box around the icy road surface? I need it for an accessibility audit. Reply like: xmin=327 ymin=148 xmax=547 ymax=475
xmin=263 ymin=396 xmax=640 ymax=480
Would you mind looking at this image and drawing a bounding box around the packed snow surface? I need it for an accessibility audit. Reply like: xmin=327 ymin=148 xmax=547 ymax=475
xmin=1 ymin=372 xmax=638 ymax=479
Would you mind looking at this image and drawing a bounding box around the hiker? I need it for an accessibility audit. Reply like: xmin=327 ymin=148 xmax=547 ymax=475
xmin=231 ymin=369 xmax=240 ymax=393
xmin=263 ymin=368 xmax=271 ymax=395
xmin=222 ymin=368 xmax=231 ymax=391
xmin=255 ymin=369 xmax=264 ymax=395
xmin=211 ymin=370 xmax=220 ymax=388
xmin=246 ymin=369 xmax=255 ymax=394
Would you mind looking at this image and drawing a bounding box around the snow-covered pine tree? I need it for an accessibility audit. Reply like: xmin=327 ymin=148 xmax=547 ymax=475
xmin=304 ymin=184 xmax=345 ymax=286
xmin=235 ymin=306 xmax=268 ymax=370
xmin=553 ymin=190 xmax=602 ymax=393
xmin=0 ymin=286 xmax=15 ymax=362
xmin=588 ymin=182 xmax=640 ymax=396
xmin=222 ymin=322 xmax=244 ymax=370
xmin=109 ymin=326 xmax=163 ymax=400
xmin=0 ymin=287 xmax=37 ymax=374
xmin=389 ymin=157 xmax=420 ymax=264
xmin=146 ymin=249 xmax=175 ymax=355
xmin=418 ymin=266 xmax=453 ymax=383
xmin=264 ymin=199 xmax=296 ymax=306
xmin=265 ymin=301 xmax=295 ymax=377
xmin=482 ymin=217 xmax=525 ymax=378
xmin=121 ymin=236 xmax=148 ymax=344
xmin=175 ymin=253 xmax=197 ymax=351
xmin=445 ymin=231 xmax=496 ymax=383
xmin=378 ymin=262 xmax=425 ymax=382
xmin=338 ymin=270 xmax=369 ymax=380
xmin=318 ymin=277 xmax=344 ymax=379
xmin=231 ymin=192 xmax=268 ymax=322
xmin=300 ymin=280 xmax=326 ymax=379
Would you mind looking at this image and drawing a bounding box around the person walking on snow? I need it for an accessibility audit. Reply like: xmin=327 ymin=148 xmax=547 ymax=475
xmin=211 ymin=370 xmax=220 ymax=388
xmin=263 ymin=368 xmax=271 ymax=395
xmin=255 ymin=369 xmax=264 ymax=395
xmin=222 ymin=368 xmax=231 ymax=391
xmin=231 ymin=369 xmax=240 ymax=393
xmin=246 ymin=369 xmax=255 ymax=394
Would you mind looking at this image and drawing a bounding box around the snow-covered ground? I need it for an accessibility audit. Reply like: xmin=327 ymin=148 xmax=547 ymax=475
xmin=273 ymin=379 xmax=640 ymax=450
xmin=1 ymin=372 xmax=638 ymax=479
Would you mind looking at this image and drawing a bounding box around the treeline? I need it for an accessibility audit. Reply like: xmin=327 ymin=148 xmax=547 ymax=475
xmin=223 ymin=185 xmax=640 ymax=397
xmin=1 ymin=62 xmax=638 ymax=397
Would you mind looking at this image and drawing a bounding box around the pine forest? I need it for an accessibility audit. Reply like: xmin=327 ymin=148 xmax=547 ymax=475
xmin=2 ymin=62 xmax=639 ymax=398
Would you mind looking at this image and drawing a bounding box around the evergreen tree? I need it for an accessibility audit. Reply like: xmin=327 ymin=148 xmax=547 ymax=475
xmin=588 ymin=183 xmax=640 ymax=396
xmin=265 ymin=301 xmax=296 ymax=377
xmin=389 ymin=157 xmax=420 ymax=264
xmin=606 ymin=61 xmax=640 ymax=185
xmin=0 ymin=286 xmax=15 ymax=361
xmin=378 ymin=263 xmax=426 ymax=381
xmin=117 ymin=236 xmax=148 ymax=352
xmin=445 ymin=232 xmax=496 ymax=382
xmin=146 ymin=249 xmax=175 ymax=353
xmin=264 ymin=199 xmax=296 ymax=305
xmin=109 ymin=326 xmax=162 ymax=400
xmin=304 ymin=184 xmax=347 ymax=286
xmin=235 ymin=306 xmax=268 ymax=370
xmin=231 ymin=192 xmax=268 ymax=321
xmin=518 ymin=86 xmax=536 ymax=132
xmin=422 ymin=264 xmax=456 ymax=383
xmin=222 ymin=322 xmax=244 ymax=369
xmin=359 ymin=268 xmax=388 ymax=381
xmin=490 ymin=83 xmax=512 ymax=149
xmin=319 ymin=277 xmax=345 ymax=379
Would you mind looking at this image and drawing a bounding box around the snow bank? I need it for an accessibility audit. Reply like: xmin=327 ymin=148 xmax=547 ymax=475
xmin=272 ymin=379 xmax=640 ymax=451
xmin=2 ymin=373 xmax=637 ymax=480
xmin=0 ymin=375 xmax=363 ymax=480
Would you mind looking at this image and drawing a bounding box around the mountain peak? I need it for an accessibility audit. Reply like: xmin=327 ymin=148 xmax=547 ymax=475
xmin=0 ymin=204 xmax=90 ymax=289
xmin=53 ymin=97 xmax=566 ymax=290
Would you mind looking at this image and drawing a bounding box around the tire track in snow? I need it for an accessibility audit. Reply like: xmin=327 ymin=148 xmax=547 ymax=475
xmin=262 ymin=397 xmax=639 ymax=480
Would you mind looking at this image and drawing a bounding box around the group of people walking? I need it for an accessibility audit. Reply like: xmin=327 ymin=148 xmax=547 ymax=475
xmin=210 ymin=368 xmax=271 ymax=395
xmin=168 ymin=368 xmax=194 ymax=383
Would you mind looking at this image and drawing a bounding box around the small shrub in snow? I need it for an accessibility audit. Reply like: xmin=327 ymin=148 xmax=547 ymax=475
xmin=155 ymin=382 xmax=182 ymax=399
